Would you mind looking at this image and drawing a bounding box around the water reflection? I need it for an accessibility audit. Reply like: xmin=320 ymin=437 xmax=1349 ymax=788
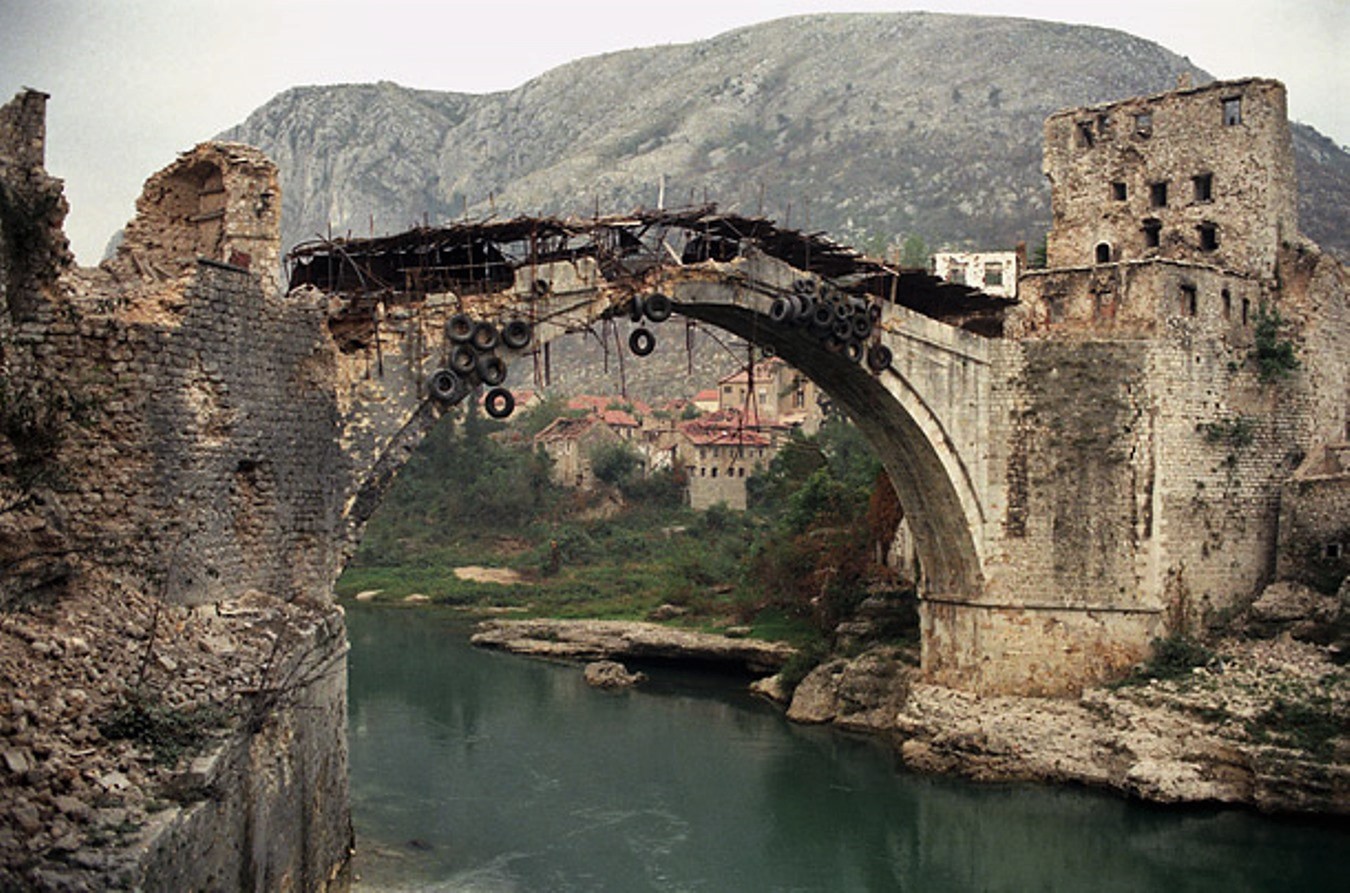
xmin=347 ymin=606 xmax=1347 ymax=892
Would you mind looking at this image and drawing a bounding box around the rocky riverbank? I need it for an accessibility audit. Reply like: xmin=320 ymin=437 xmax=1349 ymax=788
xmin=772 ymin=632 xmax=1347 ymax=816
xmin=473 ymin=600 xmax=1347 ymax=816
xmin=470 ymin=618 xmax=795 ymax=674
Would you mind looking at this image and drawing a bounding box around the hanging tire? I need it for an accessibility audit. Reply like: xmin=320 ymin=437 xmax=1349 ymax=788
xmin=852 ymin=315 xmax=873 ymax=340
xmin=811 ymin=303 xmax=834 ymax=331
xmin=794 ymin=295 xmax=815 ymax=324
xmin=844 ymin=340 xmax=865 ymax=364
xmin=644 ymin=293 xmax=673 ymax=323
xmin=484 ymin=387 xmax=515 ymax=419
xmin=470 ymin=322 xmax=499 ymax=352
xmin=531 ymin=278 xmax=550 ymax=297
xmin=449 ymin=343 xmax=477 ymax=375
xmin=476 ymin=354 xmax=508 ymax=386
xmin=428 ymin=369 xmax=461 ymax=403
xmin=832 ymin=318 xmax=853 ymax=340
xmin=628 ymin=295 xmax=645 ymax=322
xmin=769 ymin=296 xmax=795 ymax=323
xmin=792 ymin=278 xmax=816 ymax=295
xmin=629 ymin=327 xmax=656 ymax=356
xmin=868 ymin=303 xmax=883 ymax=323
xmin=501 ymin=318 xmax=532 ymax=350
xmin=866 ymin=343 xmax=893 ymax=373
xmin=446 ymin=313 xmax=473 ymax=343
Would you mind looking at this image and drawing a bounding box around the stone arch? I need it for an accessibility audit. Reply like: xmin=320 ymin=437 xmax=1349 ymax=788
xmin=659 ymin=281 xmax=986 ymax=598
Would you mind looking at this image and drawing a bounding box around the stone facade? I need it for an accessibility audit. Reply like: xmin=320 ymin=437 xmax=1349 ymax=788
xmin=932 ymin=250 xmax=1020 ymax=298
xmin=1042 ymin=77 xmax=1297 ymax=278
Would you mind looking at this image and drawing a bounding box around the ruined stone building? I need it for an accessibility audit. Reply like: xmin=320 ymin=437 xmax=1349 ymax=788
xmin=1008 ymin=78 xmax=1348 ymax=634
xmin=932 ymin=249 xmax=1021 ymax=298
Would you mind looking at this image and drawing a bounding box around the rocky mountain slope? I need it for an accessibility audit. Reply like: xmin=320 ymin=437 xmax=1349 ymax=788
xmin=219 ymin=12 xmax=1350 ymax=399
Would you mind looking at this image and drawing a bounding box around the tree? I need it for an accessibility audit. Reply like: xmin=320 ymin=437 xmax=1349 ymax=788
xmin=899 ymin=233 xmax=928 ymax=268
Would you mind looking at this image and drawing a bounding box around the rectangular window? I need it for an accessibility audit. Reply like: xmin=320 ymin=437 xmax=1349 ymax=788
xmin=1076 ymin=120 xmax=1095 ymax=148
xmin=1150 ymin=181 xmax=1168 ymax=208
xmin=1180 ymin=284 xmax=1198 ymax=317
xmin=1198 ymin=223 xmax=1219 ymax=251
xmin=1111 ymin=181 xmax=1127 ymax=201
xmin=1223 ymin=97 xmax=1242 ymax=126
xmin=1134 ymin=111 xmax=1153 ymax=137
xmin=1242 ymin=298 xmax=1250 ymax=325
xmin=984 ymin=262 xmax=1004 ymax=287
xmin=1193 ymin=173 xmax=1213 ymax=202
xmin=1222 ymin=289 xmax=1232 ymax=320
xmin=948 ymin=262 xmax=967 ymax=285
xmin=1143 ymin=219 xmax=1162 ymax=248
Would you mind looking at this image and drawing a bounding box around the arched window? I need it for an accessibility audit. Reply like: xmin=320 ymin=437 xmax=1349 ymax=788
xmin=1095 ymin=242 xmax=1111 ymax=264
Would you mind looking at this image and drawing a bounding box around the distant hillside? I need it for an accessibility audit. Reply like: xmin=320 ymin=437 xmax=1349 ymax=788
xmin=219 ymin=12 xmax=1350 ymax=400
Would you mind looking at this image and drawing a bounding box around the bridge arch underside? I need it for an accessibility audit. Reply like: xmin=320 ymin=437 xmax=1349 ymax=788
xmin=673 ymin=299 xmax=984 ymax=601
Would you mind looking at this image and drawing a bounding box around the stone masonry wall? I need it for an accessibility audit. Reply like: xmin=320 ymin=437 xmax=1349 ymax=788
xmin=1043 ymin=78 xmax=1296 ymax=279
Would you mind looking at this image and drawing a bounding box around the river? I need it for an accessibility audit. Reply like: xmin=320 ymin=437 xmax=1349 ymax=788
xmin=346 ymin=605 xmax=1346 ymax=892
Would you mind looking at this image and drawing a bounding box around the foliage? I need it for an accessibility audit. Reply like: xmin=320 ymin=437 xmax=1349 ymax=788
xmin=1252 ymin=303 xmax=1300 ymax=382
xmin=1029 ymin=233 xmax=1048 ymax=269
xmin=589 ymin=440 xmax=643 ymax=488
xmin=899 ymin=233 xmax=928 ymax=268
xmin=0 ymin=373 xmax=97 ymax=514
xmin=97 ymin=691 xmax=229 ymax=765
xmin=1245 ymin=693 xmax=1341 ymax=758
xmin=1199 ymin=415 xmax=1255 ymax=449
xmin=779 ymin=641 xmax=829 ymax=692
xmin=1115 ymin=634 xmax=1215 ymax=685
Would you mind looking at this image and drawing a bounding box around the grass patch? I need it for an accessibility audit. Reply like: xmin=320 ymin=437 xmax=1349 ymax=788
xmin=1113 ymin=634 xmax=1216 ymax=686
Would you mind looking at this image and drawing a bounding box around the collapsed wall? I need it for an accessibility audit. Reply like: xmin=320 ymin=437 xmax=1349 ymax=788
xmin=1 ymin=91 xmax=353 ymax=890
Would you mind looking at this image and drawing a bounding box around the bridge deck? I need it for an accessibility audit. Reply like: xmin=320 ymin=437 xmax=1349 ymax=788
xmin=285 ymin=205 xmax=1014 ymax=336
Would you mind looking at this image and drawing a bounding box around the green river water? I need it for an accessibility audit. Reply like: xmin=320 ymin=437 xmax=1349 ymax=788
xmin=346 ymin=605 xmax=1346 ymax=892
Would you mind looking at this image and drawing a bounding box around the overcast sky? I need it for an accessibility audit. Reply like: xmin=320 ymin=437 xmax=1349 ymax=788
xmin=2 ymin=0 xmax=1345 ymax=263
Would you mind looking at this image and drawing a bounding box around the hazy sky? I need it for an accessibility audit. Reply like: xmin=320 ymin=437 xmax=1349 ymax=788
xmin=2 ymin=0 xmax=1345 ymax=263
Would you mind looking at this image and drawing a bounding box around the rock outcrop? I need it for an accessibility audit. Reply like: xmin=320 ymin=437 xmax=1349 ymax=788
xmin=584 ymin=660 xmax=647 ymax=689
xmin=780 ymin=636 xmax=1348 ymax=815
xmin=470 ymin=619 xmax=794 ymax=674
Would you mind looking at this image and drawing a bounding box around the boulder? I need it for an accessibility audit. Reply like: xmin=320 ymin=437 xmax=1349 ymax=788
xmin=1249 ymin=581 xmax=1341 ymax=643
xmin=584 ymin=660 xmax=646 ymax=689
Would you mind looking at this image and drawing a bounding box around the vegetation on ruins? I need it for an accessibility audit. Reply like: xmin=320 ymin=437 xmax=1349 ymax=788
xmin=1252 ymin=302 xmax=1301 ymax=382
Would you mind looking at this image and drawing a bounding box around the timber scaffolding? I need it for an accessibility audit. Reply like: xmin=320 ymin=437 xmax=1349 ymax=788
xmin=285 ymin=205 xmax=1015 ymax=336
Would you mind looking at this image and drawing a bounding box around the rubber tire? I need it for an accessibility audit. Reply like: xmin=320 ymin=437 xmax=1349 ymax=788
xmin=428 ymin=369 xmax=461 ymax=403
xmin=501 ymin=319 xmax=532 ymax=350
xmin=476 ymin=354 xmax=508 ymax=387
xmin=470 ymin=322 xmax=499 ymax=352
xmin=629 ymin=295 xmax=645 ymax=323
xmin=629 ymin=327 xmax=656 ymax=357
xmin=792 ymin=278 xmax=816 ymax=296
xmin=794 ymin=295 xmax=815 ymax=324
xmin=832 ymin=318 xmax=853 ymax=340
xmin=852 ymin=315 xmax=873 ymax=340
xmin=866 ymin=343 xmax=893 ymax=373
xmin=449 ymin=343 xmax=477 ymax=375
xmin=484 ymin=387 xmax=515 ymax=419
xmin=868 ymin=303 xmax=883 ymax=324
xmin=769 ymin=296 xmax=795 ymax=323
xmin=811 ymin=303 xmax=834 ymax=331
xmin=844 ymin=340 xmax=865 ymax=364
xmin=644 ymin=293 xmax=673 ymax=323
xmin=447 ymin=313 xmax=474 ymax=343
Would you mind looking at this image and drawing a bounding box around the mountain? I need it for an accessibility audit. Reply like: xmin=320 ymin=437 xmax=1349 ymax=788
xmin=218 ymin=13 xmax=1350 ymax=400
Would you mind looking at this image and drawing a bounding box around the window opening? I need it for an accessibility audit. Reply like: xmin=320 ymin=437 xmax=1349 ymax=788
xmin=1242 ymin=298 xmax=1250 ymax=325
xmin=1076 ymin=120 xmax=1095 ymax=148
xmin=1150 ymin=181 xmax=1169 ymax=208
xmin=1221 ymin=288 xmax=1232 ymax=320
xmin=1096 ymin=114 xmax=1111 ymax=137
xmin=1111 ymin=181 xmax=1127 ymax=201
xmin=1180 ymin=284 xmax=1198 ymax=317
xmin=984 ymin=261 xmax=1004 ymax=286
xmin=1134 ymin=111 xmax=1153 ymax=137
xmin=1222 ymin=97 xmax=1242 ymax=126
xmin=1193 ymin=173 xmax=1213 ymax=202
xmin=1198 ymin=223 xmax=1219 ymax=251
xmin=948 ymin=261 xmax=967 ymax=285
xmin=1095 ymin=243 xmax=1111 ymax=264
xmin=1327 ymin=543 xmax=1344 ymax=560
xmin=1142 ymin=219 xmax=1162 ymax=248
